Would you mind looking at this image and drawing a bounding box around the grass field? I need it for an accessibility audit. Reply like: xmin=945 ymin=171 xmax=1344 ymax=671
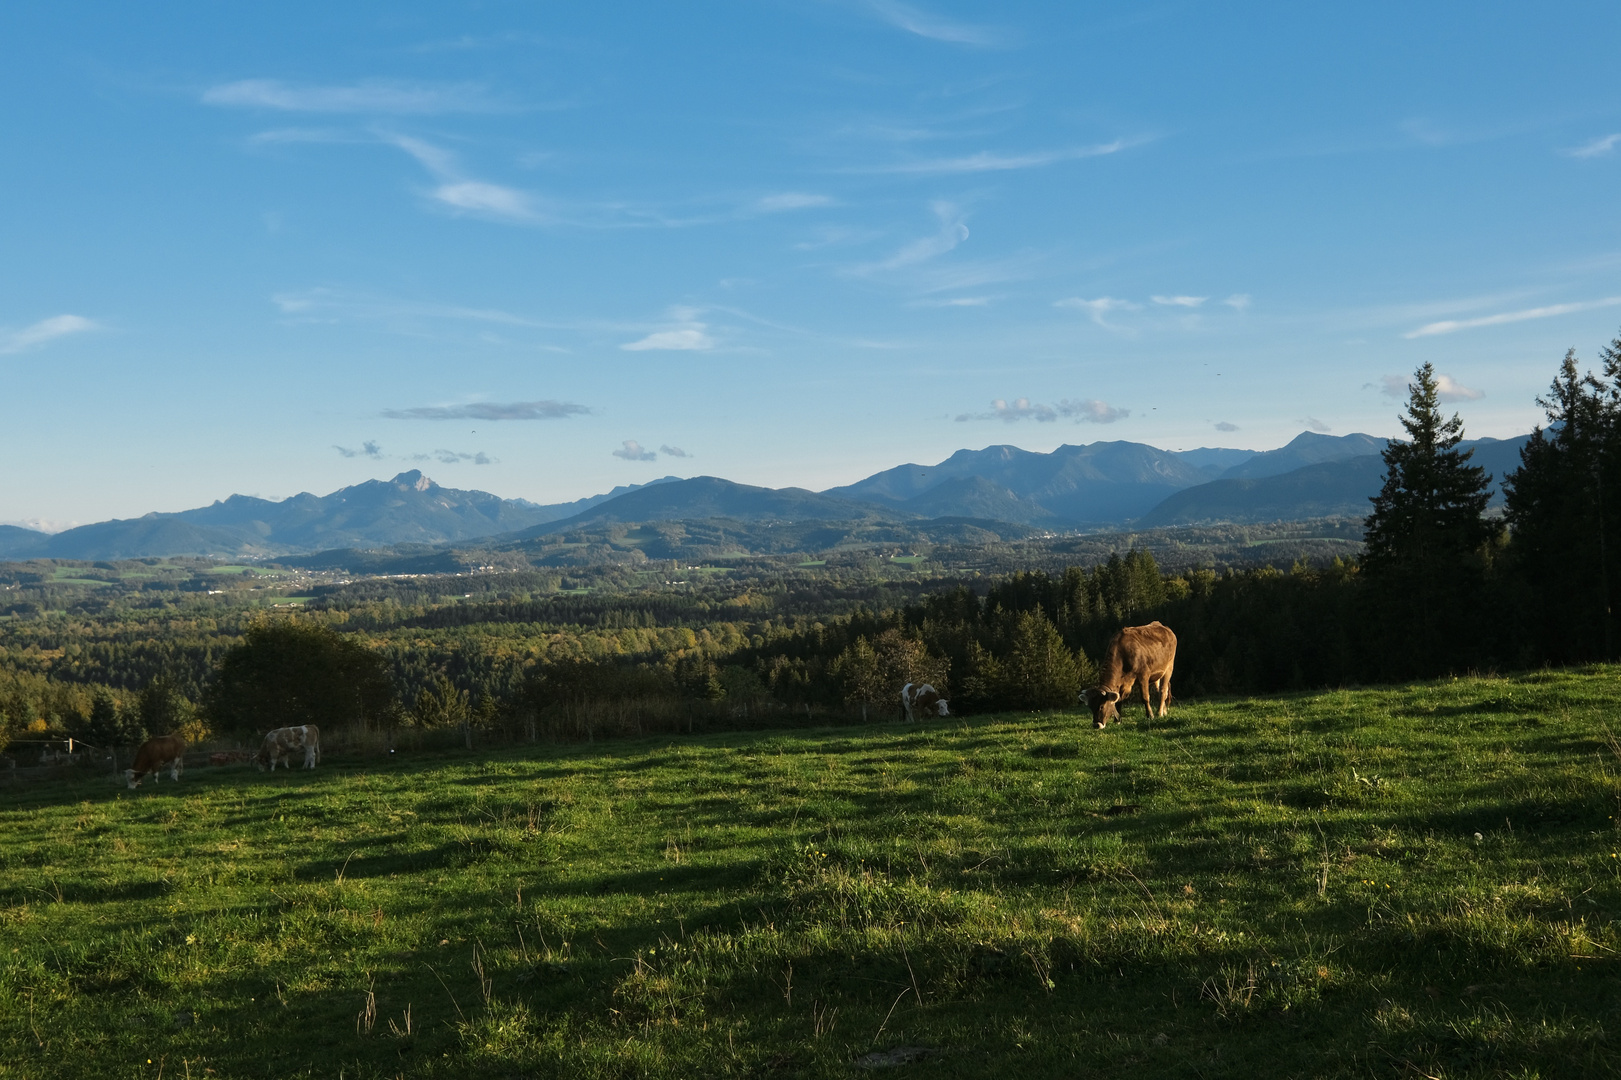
xmin=3 ymin=669 xmax=1620 ymax=1078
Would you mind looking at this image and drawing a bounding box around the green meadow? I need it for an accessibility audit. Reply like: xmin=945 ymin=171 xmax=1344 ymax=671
xmin=3 ymin=668 xmax=1619 ymax=1078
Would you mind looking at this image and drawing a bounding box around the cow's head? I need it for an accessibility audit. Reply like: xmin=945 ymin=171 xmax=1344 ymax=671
xmin=1080 ymin=687 xmax=1120 ymax=729
xmin=933 ymin=697 xmax=950 ymax=717
xmin=123 ymin=767 xmax=140 ymax=790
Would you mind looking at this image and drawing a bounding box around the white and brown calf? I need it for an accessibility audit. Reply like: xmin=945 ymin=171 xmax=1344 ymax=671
xmin=255 ymin=725 xmax=321 ymax=771
xmin=899 ymin=683 xmax=950 ymax=722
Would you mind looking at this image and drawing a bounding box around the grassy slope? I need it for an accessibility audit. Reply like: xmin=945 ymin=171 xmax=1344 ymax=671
xmin=3 ymin=669 xmax=1620 ymax=1079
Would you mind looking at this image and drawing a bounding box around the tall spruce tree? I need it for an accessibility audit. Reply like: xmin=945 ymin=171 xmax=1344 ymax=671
xmin=1504 ymin=341 xmax=1620 ymax=661
xmin=1361 ymin=362 xmax=1496 ymax=673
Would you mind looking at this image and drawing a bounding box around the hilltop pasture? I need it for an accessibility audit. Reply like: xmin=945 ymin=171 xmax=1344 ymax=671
xmin=2 ymin=669 xmax=1619 ymax=1078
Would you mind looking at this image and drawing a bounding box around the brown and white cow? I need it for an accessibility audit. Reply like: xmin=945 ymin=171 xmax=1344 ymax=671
xmin=1080 ymin=621 xmax=1177 ymax=729
xmin=125 ymin=735 xmax=187 ymax=789
xmin=256 ymin=725 xmax=321 ymax=771
xmin=899 ymin=683 xmax=950 ymax=722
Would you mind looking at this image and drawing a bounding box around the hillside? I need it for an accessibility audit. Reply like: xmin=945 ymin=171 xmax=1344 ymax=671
xmin=515 ymin=476 xmax=905 ymax=536
xmin=3 ymin=669 xmax=1615 ymax=1078
xmin=825 ymin=440 xmax=1216 ymax=524
xmin=15 ymin=472 xmax=683 ymax=560
xmin=1137 ymin=434 xmax=1532 ymax=527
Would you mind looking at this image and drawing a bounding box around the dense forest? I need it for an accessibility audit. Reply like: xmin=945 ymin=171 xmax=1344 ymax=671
xmin=3 ymin=341 xmax=1618 ymax=758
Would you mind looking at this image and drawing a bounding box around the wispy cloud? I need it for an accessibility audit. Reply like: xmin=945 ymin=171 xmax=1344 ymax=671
xmin=613 ymin=440 xmax=658 ymax=461
xmin=1223 ymin=293 xmax=1252 ymax=311
xmin=385 ymin=134 xmax=545 ymax=224
xmin=913 ymin=295 xmax=991 ymax=307
xmin=1152 ymin=294 xmax=1207 ymax=308
xmin=433 ymin=449 xmax=495 ymax=465
xmin=1303 ymin=417 xmax=1332 ymax=433
xmin=751 ymin=192 xmax=836 ymax=213
xmin=334 ymin=440 xmax=384 ymax=459
xmin=1214 ymin=421 xmax=1240 ymax=432
xmin=659 ymin=445 xmax=691 ymax=458
xmin=1372 ymin=373 xmax=1483 ymax=402
xmin=0 ymin=314 xmax=97 ymax=354
xmin=621 ymin=307 xmax=716 ymax=351
xmin=861 ymin=0 xmax=1008 ymax=46
xmin=203 ymin=78 xmax=509 ymax=115
xmin=1404 ymin=295 xmax=1621 ymax=338
xmin=382 ymin=400 xmax=588 ymax=421
xmin=1564 ymin=133 xmax=1621 ymax=159
xmin=1054 ymin=295 xmax=1140 ymax=328
xmin=855 ymin=139 xmax=1136 ymax=175
xmin=956 ymin=397 xmax=1128 ymax=424
xmin=853 ymin=201 xmax=969 ymax=275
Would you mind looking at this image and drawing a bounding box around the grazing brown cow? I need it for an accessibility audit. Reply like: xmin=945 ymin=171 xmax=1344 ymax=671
xmin=125 ymin=735 xmax=187 ymax=789
xmin=1080 ymin=622 xmax=1177 ymax=729
xmin=256 ymin=725 xmax=321 ymax=771
xmin=899 ymin=682 xmax=950 ymax=722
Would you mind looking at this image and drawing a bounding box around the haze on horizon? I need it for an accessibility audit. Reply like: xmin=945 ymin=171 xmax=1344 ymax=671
xmin=4 ymin=1 xmax=1620 ymax=529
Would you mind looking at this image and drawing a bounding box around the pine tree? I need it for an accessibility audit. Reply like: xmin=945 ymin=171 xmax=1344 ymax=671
xmin=1361 ymin=362 xmax=1496 ymax=673
xmin=1364 ymin=362 xmax=1495 ymax=574
xmin=1504 ymin=341 xmax=1620 ymax=660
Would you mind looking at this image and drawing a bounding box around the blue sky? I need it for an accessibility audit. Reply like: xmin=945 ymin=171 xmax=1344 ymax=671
xmin=5 ymin=2 xmax=1621 ymax=527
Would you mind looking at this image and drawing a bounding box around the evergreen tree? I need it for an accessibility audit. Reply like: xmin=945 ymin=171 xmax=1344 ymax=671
xmin=1362 ymin=362 xmax=1497 ymax=673
xmin=1504 ymin=341 xmax=1620 ymax=660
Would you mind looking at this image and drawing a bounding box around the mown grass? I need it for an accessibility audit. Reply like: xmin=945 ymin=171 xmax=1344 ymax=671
xmin=3 ymin=668 xmax=1621 ymax=1078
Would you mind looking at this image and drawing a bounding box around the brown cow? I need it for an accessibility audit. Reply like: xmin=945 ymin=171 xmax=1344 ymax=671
xmin=899 ymin=682 xmax=950 ymax=722
xmin=125 ymin=735 xmax=187 ymax=789
xmin=1080 ymin=622 xmax=1176 ymax=729
xmin=256 ymin=725 xmax=321 ymax=771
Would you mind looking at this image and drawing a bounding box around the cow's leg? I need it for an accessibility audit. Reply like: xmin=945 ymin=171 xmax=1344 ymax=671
xmin=1157 ymin=673 xmax=1172 ymax=717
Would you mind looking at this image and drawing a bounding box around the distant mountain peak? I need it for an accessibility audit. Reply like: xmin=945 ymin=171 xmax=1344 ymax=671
xmin=390 ymin=470 xmax=435 ymax=492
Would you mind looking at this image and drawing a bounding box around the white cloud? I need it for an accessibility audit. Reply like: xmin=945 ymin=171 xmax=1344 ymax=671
xmin=0 ymin=314 xmax=97 ymax=354
xmin=752 ymin=192 xmax=835 ymax=213
xmin=1303 ymin=417 xmax=1332 ymax=433
xmin=861 ymin=0 xmax=1007 ymax=46
xmin=659 ymin=445 xmax=691 ymax=458
xmin=1404 ymin=295 xmax=1621 ymax=338
xmin=1214 ymin=421 xmax=1240 ymax=432
xmin=1054 ymin=295 xmax=1140 ymax=327
xmin=956 ymin=397 xmax=1056 ymax=423
xmin=913 ymin=296 xmax=991 ymax=307
xmin=956 ymin=396 xmax=1128 ymax=424
xmin=1152 ymin=295 xmax=1207 ymax=308
xmin=1564 ymin=133 xmax=1621 ymax=159
xmin=857 ymin=140 xmax=1134 ymax=175
xmin=1435 ymin=374 xmax=1483 ymax=401
xmin=1374 ymin=373 xmax=1483 ymax=402
xmin=335 ymin=440 xmax=385 ymax=458
xmin=621 ymin=308 xmax=715 ymax=351
xmin=203 ymin=78 xmax=506 ymax=115
xmin=1223 ymin=293 xmax=1252 ymax=311
xmin=613 ymin=440 xmax=658 ymax=461
xmin=1057 ymin=398 xmax=1130 ymax=424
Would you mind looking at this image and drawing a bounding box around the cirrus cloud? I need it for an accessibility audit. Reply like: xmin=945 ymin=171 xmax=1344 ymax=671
xmin=381 ymin=400 xmax=588 ymax=421
xmin=203 ymin=78 xmax=509 ymax=115
xmin=1 ymin=314 xmax=98 ymax=354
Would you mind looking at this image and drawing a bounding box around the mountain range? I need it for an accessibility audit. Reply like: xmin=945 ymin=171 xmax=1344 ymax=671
xmin=0 ymin=431 xmax=1533 ymax=562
